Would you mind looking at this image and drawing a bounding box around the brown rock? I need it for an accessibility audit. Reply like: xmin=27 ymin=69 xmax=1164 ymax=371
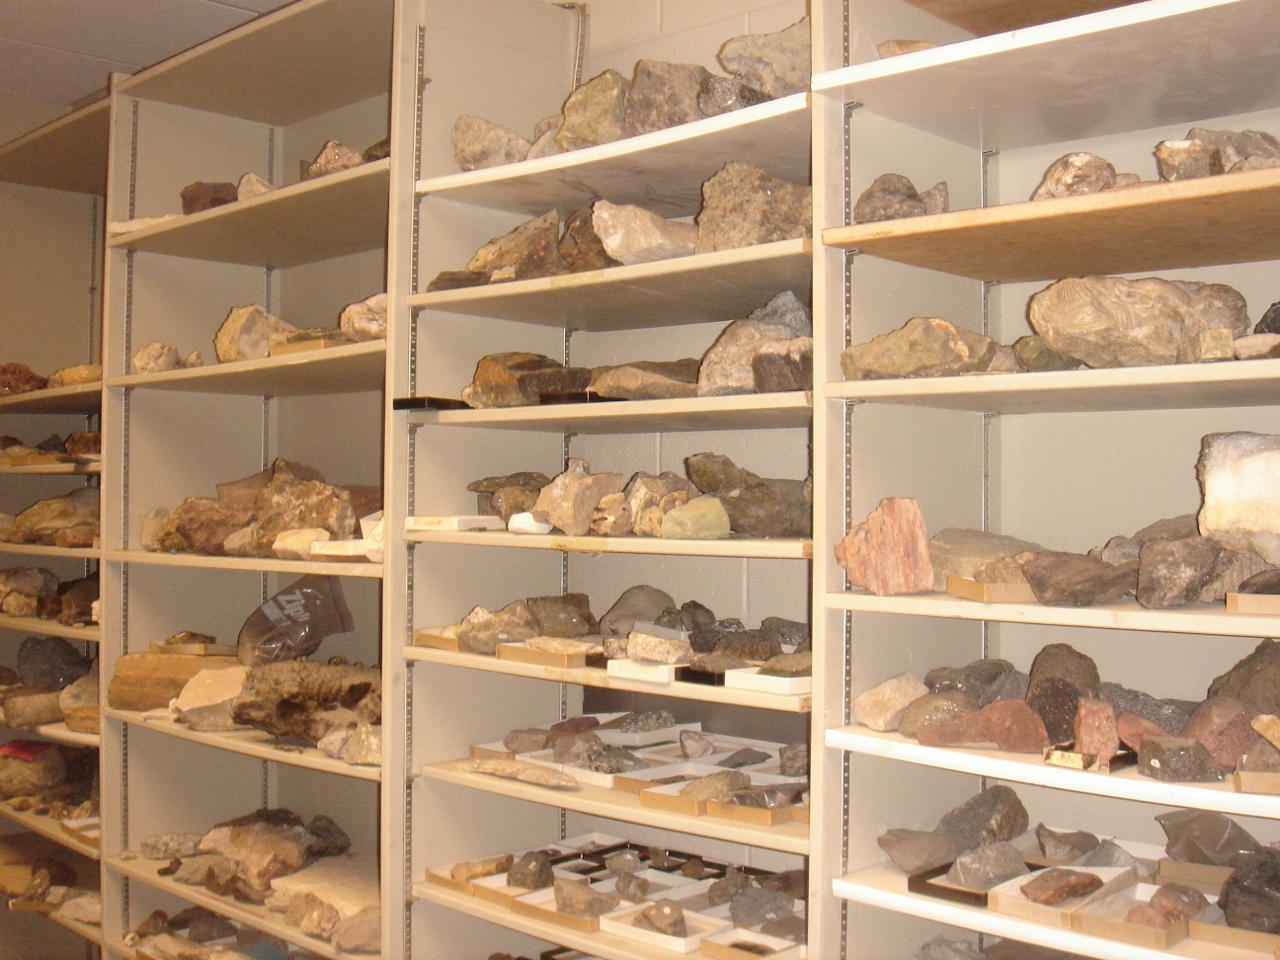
xmin=451 ymin=116 xmax=530 ymax=170
xmin=306 ymin=140 xmax=364 ymax=178
xmin=107 ymin=653 xmax=241 ymax=711
xmin=1075 ymin=698 xmax=1121 ymax=769
xmin=717 ymin=17 xmax=810 ymax=98
xmin=0 ymin=364 xmax=46 ymax=396
xmin=63 ymin=432 xmax=100 ymax=457
xmin=1150 ymin=882 xmax=1209 ymax=923
xmin=426 ymin=270 xmax=490 ymax=291
xmin=697 ymin=291 xmax=812 ymax=397
xmin=558 ymin=208 xmax=620 ymax=272
xmin=1116 ymin=711 xmax=1171 ymax=752
xmin=180 ymin=182 xmax=237 ymax=215
xmin=461 ymin=353 xmax=587 ymax=409
xmin=841 ymin=317 xmax=997 ymax=380
xmin=624 ymin=60 xmax=710 ymax=137
xmin=697 ymin=74 xmax=770 ymax=117
xmin=1022 ymin=552 xmax=1138 ymax=606
xmin=899 ymin=690 xmax=979 ymax=738
xmin=1155 ymin=139 xmax=1224 ymax=180
xmin=685 ymin=451 xmax=810 ymax=538
xmin=1137 ymin=535 xmax=1222 ymax=608
xmin=554 ymin=878 xmax=619 ymax=917
xmin=1013 ymin=335 xmax=1083 ymax=372
xmin=696 ymin=162 xmax=811 ymax=254
xmin=1020 ymin=868 xmax=1104 ymax=905
xmin=153 ymin=496 xmax=252 ymax=555
xmin=526 ymin=593 xmax=598 ymax=638
xmin=1179 ymin=696 xmax=1259 ymax=770
xmin=834 ymin=497 xmax=933 ymax=595
xmin=752 ymin=339 xmax=813 ymax=392
xmin=457 ymin=601 xmax=537 ymax=655
xmin=634 ymin=900 xmax=686 ymax=937
xmin=531 ymin=458 xmax=624 ymax=537
xmin=1208 ymin=639 xmax=1280 ymax=716
xmin=853 ymin=173 xmax=948 ymax=223
xmin=1036 ymin=823 xmax=1100 ymax=860
xmin=852 ymin=671 xmax=928 ymax=731
xmin=249 ymin=462 xmax=355 ymax=556
xmin=1028 ymin=643 xmax=1100 ymax=698
xmin=917 ymin=698 xmax=1050 ymax=753
xmin=1031 ymin=153 xmax=1117 ymax=201
xmin=57 ymin=576 xmax=98 ymax=626
xmin=1138 ymin=736 xmax=1224 ymax=781
xmin=557 ymin=69 xmax=630 ymax=150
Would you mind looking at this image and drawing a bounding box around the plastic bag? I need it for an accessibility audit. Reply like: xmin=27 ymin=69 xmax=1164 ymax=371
xmin=1156 ymin=809 xmax=1261 ymax=867
xmin=237 ymin=575 xmax=353 ymax=666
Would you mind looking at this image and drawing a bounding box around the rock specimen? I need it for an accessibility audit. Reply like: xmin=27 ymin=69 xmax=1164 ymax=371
xmin=458 ymin=758 xmax=577 ymax=789
xmin=600 ymin=585 xmax=674 ymax=637
xmin=1028 ymin=643 xmax=1100 ymax=698
xmin=634 ymin=899 xmax=687 ymax=936
xmin=59 ymin=664 xmax=98 ymax=734
xmin=853 ymin=173 xmax=949 ymax=223
xmin=899 ymin=691 xmax=979 ymax=737
xmin=1074 ymin=698 xmax=1120 ymax=768
xmin=729 ymin=886 xmax=795 ymax=927
xmin=173 ymin=666 xmax=249 ymax=732
xmin=1028 ymin=276 xmax=1250 ymax=368
xmin=200 ymin=808 xmax=347 ymax=893
xmin=1186 ymin=127 xmax=1280 ymax=171
xmin=0 ymin=364 xmax=45 ymax=396
xmin=698 ymin=291 xmax=812 ymax=396
xmin=698 ymin=74 xmax=770 ymax=117
xmin=1026 ymin=677 xmax=1079 ymax=745
xmin=108 ymin=653 xmax=240 ymax=711
xmin=946 ymin=842 xmax=1029 ymax=891
xmin=681 ymin=769 xmax=750 ymax=801
xmin=592 ymin=200 xmax=697 ymax=265
xmin=1136 ymin=535 xmax=1222 ymax=607
xmin=1020 ymin=868 xmax=1104 ymax=905
xmin=718 ymin=17 xmax=810 ymax=98
xmin=13 ymin=488 xmax=98 ymax=545
xmin=306 ymin=140 xmax=364 ymax=178
xmin=1198 ymin=432 xmax=1280 ymax=564
xmin=1155 ymin=139 xmax=1224 ymax=180
xmin=180 ymin=181 xmax=237 ymax=215
xmin=1220 ymin=849 xmax=1280 ymax=932
xmin=451 ymin=116 xmax=530 ymax=171
xmin=835 ymin=497 xmax=933 ymax=595
xmin=245 ymin=461 xmax=356 ymax=556
xmin=624 ymin=60 xmax=710 ymax=137
xmin=842 ymin=317 xmax=997 ymax=380
xmin=525 ymin=593 xmax=597 ymax=638
xmin=558 ymin=208 xmax=619 ymax=272
xmin=1149 ymin=882 xmax=1210 ymax=923
xmin=685 ymin=452 xmax=810 ymax=537
xmin=1031 ymin=153 xmax=1117 ymax=200
xmin=236 ymin=172 xmax=273 ymax=200
xmin=696 ymin=162 xmax=811 ymax=254
xmin=879 ymin=786 xmax=1028 ymax=874
xmin=927 ymin=528 xmax=1047 ymax=592
xmin=853 ymin=672 xmax=928 ymax=731
xmin=231 ymin=661 xmax=379 ymax=744
xmin=917 ymin=698 xmax=1051 ymax=752
xmin=338 ymin=293 xmax=386 ymax=342
xmin=626 ymin=630 xmax=694 ymax=664
xmin=1211 ymin=639 xmax=1280 ymax=715
xmin=591 ymin=359 xmax=699 ymax=401
xmin=131 ymin=341 xmax=201 ymax=374
xmin=46 ymin=364 xmax=101 ymax=388
xmin=1022 ymin=552 xmax=1138 ymax=606
xmin=1037 ymin=824 xmax=1099 ymax=861
xmin=1139 ymin=736 xmax=1224 ymax=781
xmin=877 ymin=39 xmax=939 ymax=57
xmin=468 ymin=211 xmax=570 ymax=283
xmin=1117 ymin=712 xmax=1172 ymax=752
xmin=214 ymin=305 xmax=297 ymax=363
xmin=530 ymin=459 xmax=623 ymax=537
xmin=507 ymin=851 xmax=553 ymax=891
xmin=1180 ymin=696 xmax=1258 ymax=770
xmin=557 ymin=70 xmax=629 ymax=150
xmin=16 ymin=636 xmax=88 ymax=688
xmin=554 ymin=878 xmax=619 ymax=916
xmin=1013 ymin=335 xmax=1083 ymax=372
xmin=0 ymin=742 xmax=65 ymax=798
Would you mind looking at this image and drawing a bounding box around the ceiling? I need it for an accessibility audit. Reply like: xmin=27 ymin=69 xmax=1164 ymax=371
xmin=0 ymin=0 xmax=293 ymax=109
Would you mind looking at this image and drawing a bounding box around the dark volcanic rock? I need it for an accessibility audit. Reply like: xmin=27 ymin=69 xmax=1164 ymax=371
xmin=1208 ymin=639 xmax=1280 ymax=716
xmin=1138 ymin=736 xmax=1225 ymax=782
xmin=1027 ymin=677 xmax=1081 ymax=746
xmin=426 ymin=270 xmax=490 ymax=291
xmin=1022 ymin=552 xmax=1138 ymax=607
xmin=685 ymin=452 xmax=810 ymax=537
xmin=1028 ymin=643 xmax=1100 ymax=698
xmin=1256 ymin=301 xmax=1280 ymax=335
xmin=1220 ymin=850 xmax=1280 ymax=932
xmin=1137 ymin=536 xmax=1222 ymax=608
xmin=761 ymin=616 xmax=809 ymax=650
xmin=935 ymin=785 xmax=1029 ymax=847
xmin=1098 ymin=682 xmax=1192 ymax=735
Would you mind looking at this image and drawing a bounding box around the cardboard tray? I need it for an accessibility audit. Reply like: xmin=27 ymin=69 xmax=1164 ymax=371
xmin=613 ymin=762 xmax=726 ymax=795
xmin=1071 ymin=882 xmax=1191 ymax=949
xmin=495 ymin=641 xmax=605 ymax=669
xmin=1234 ymin=769 xmax=1280 ymax=794
xmin=1190 ymin=915 xmax=1280 ymax=953
xmin=598 ymin=902 xmax=732 ymax=954
xmin=701 ymin=928 xmax=805 ymax=960
xmin=412 ymin=628 xmax=461 ymax=651
xmin=511 ymin=884 xmax=608 ymax=932
xmin=705 ymin=796 xmax=797 ymax=826
xmin=987 ymin=866 xmax=1138 ymax=928
xmin=640 ymin=772 xmax=804 ymax=817
xmin=724 ymin=668 xmax=811 ymax=695
xmin=591 ymin=868 xmax=698 ymax=901
xmin=148 ymin=641 xmax=238 ymax=657
xmin=638 ymin=736 xmax=783 ymax=767
xmin=1226 ymin=592 xmax=1280 ymax=614
xmin=947 ymin=576 xmax=1038 ymax=603
xmin=1157 ymin=859 xmax=1233 ymax=896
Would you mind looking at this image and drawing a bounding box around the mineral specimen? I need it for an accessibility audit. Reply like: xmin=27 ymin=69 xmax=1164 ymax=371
xmin=458 ymin=758 xmax=577 ymax=790
xmin=1198 ymin=432 xmax=1280 ymax=564
xmin=842 ymin=317 xmax=996 ymax=381
xmin=1037 ymin=824 xmax=1099 ymax=861
xmin=1149 ymin=882 xmax=1210 ymax=923
xmin=531 ymin=459 xmax=624 ymax=537
xmin=916 ymin=699 xmax=1050 ymax=753
xmin=173 ymin=666 xmax=249 ymax=732
xmin=835 ymin=497 xmax=933 ymax=595
xmin=1179 ymin=696 xmax=1259 ymax=770
xmin=307 ymin=140 xmax=364 ymax=178
xmin=696 ymin=162 xmax=811 ymax=254
xmin=853 ymin=174 xmax=949 ymax=223
xmin=685 ymin=451 xmax=810 ymax=537
xmin=698 ymin=291 xmax=812 ymax=396
xmin=46 ymin=364 xmax=101 ymax=388
xmin=729 ymin=885 xmax=795 ymax=927
xmin=660 ymin=494 xmax=731 ymax=539
xmin=558 ymin=207 xmax=620 ymax=272
xmin=592 ymin=200 xmax=697 ymax=265
xmin=1022 ymin=552 xmax=1138 ymax=606
xmin=0 ymin=364 xmax=45 ymax=396
xmin=214 ymin=305 xmax=297 ymax=363
xmin=600 ymin=585 xmax=674 ymax=637
xmin=946 ymin=842 xmax=1029 ymax=891
xmin=1138 ymin=736 xmax=1224 ymax=781
xmin=236 ymin=172 xmax=273 ymax=200
xmin=1219 ymin=849 xmax=1280 ymax=932
xmin=180 ymin=181 xmax=237 ymax=214
xmin=1155 ymin=139 xmax=1224 ymax=180
xmin=554 ymin=878 xmax=619 ymax=916
xmin=338 ymin=292 xmax=387 ymax=342
xmin=507 ymin=851 xmax=553 ymax=891
xmin=624 ymin=60 xmax=710 ymax=137
xmin=131 ymin=341 xmax=201 ymax=374
xmin=698 ymin=74 xmax=770 ymax=117
xmin=526 ymin=593 xmax=598 ymax=638
xmin=718 ymin=17 xmax=809 ymax=97
xmin=1020 ymin=868 xmax=1104 ymax=905
xmin=556 ymin=70 xmax=629 ymax=150
xmin=853 ymin=672 xmax=928 ymax=731
xmin=927 ymin=528 xmax=1047 ymax=592
xmin=626 ymin=630 xmax=694 ymax=664
xmin=680 ymin=769 xmax=749 ymax=801
xmin=1074 ymin=698 xmax=1121 ymax=768
xmin=1031 ymin=153 xmax=1117 ymax=200
xmin=591 ymin=359 xmax=700 ymax=400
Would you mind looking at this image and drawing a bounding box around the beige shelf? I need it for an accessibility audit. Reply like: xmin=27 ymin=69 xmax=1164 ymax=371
xmin=0 ymin=613 xmax=99 ymax=643
xmin=827 ymin=589 xmax=1280 ymax=638
xmin=835 ymin=861 xmax=1267 ymax=960
xmin=415 ymin=881 xmax=709 ymax=960
xmin=0 ymin=383 xmax=100 ymax=414
xmin=0 ymin=544 xmax=98 ymax=562
xmin=0 ymin=98 xmax=109 ymax=195
xmin=824 ymin=358 xmax=1280 ymax=414
xmin=404 ymin=645 xmax=812 ymax=713
xmin=410 ymin=392 xmax=813 ymax=434
xmin=420 ymin=759 xmax=808 ymax=855
xmin=827 ymin=724 xmax=1280 ymax=821
xmin=0 ymin=462 xmax=99 ymax=475
xmin=103 ymin=937 xmax=139 ymax=960
xmin=903 ymin=0 xmax=1144 ymax=36
xmin=50 ymin=912 xmax=108 ymax=951
xmin=823 ymin=167 xmax=1280 ymax=283
xmin=408 ymin=238 xmax=812 ymax=332
xmin=116 ymin=0 xmax=394 ymax=126
xmin=105 ymin=550 xmax=382 ymax=578
xmin=0 ymin=802 xmax=99 ymax=861
xmin=105 ymin=856 xmax=371 ymax=960
xmin=108 ymin=341 xmax=386 ymax=397
xmin=32 ymin=722 xmax=101 ymax=749
xmin=106 ymin=159 xmax=390 ymax=269
xmin=406 ymin=529 xmax=812 ymax=560
xmin=417 ymin=93 xmax=810 ymax=219
xmin=105 ymin=709 xmax=379 ymax=782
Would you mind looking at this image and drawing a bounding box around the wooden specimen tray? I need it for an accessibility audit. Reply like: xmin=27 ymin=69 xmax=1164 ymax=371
xmin=1156 ymin=858 xmax=1233 ymax=896
xmin=947 ymin=576 xmax=1038 ymax=604
xmin=1072 ymin=882 xmax=1191 ymax=949
xmin=987 ymin=866 xmax=1137 ymax=928
xmin=268 ymin=338 xmax=351 ymax=356
xmin=412 ymin=629 xmax=461 ymax=651
xmin=1226 ymin=592 xmax=1280 ymax=614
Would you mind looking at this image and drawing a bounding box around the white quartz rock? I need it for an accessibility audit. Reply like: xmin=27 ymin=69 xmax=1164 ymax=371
xmin=237 ymin=172 xmax=275 ymax=200
xmin=131 ymin=342 xmax=183 ymax=374
xmin=173 ymin=666 xmax=249 ymax=732
xmin=591 ymin=200 xmax=697 ymax=265
xmin=340 ymin=723 xmax=381 ymax=765
xmin=55 ymin=892 xmax=101 ymax=924
xmin=508 ymin=512 xmax=553 ymax=535
xmin=213 ymin=305 xmax=298 ymax=363
xmin=339 ymin=292 xmax=387 ymax=342
xmin=1198 ymin=431 xmax=1280 ymax=563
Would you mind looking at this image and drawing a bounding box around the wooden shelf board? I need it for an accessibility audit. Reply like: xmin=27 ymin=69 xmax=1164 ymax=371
xmin=106 ymin=160 xmax=389 ymax=268
xmin=403 ymin=645 xmax=811 ymax=713
xmin=827 ymin=590 xmax=1280 ymax=638
xmin=825 ymin=357 xmax=1280 ymax=414
xmin=115 ymin=0 xmax=394 ymax=126
xmin=902 ymin=0 xmax=1145 ymax=35
xmin=104 ymin=708 xmax=380 ymax=782
xmin=420 ymin=759 xmax=808 ymax=855
xmin=827 ymin=725 xmax=1280 ymax=820
xmin=410 ymin=392 xmax=813 ymax=433
xmin=417 ymin=94 xmax=811 ymax=219
xmin=105 ymin=550 xmax=382 ymax=578
xmin=32 ymin=722 xmax=101 ymax=748
xmin=415 ymin=881 xmax=707 ymax=960
xmin=0 ymin=614 xmax=99 ymax=643
xmin=108 ymin=341 xmax=386 ymax=397
xmin=0 ymin=463 xmax=100 ymax=475
xmin=812 ymin=0 xmax=1280 ymax=151
xmin=105 ymin=856 xmax=370 ymax=960
xmin=0 ymin=383 xmax=100 ymax=414
xmin=824 ymin=168 xmax=1280 ymax=283
xmin=836 ymin=862 xmax=1268 ymax=960
xmin=0 ymin=544 xmax=98 ymax=561
xmin=408 ymin=238 xmax=812 ymax=332
xmin=0 ymin=803 xmax=99 ymax=861
xmin=405 ymin=530 xmax=812 ymax=560
xmin=50 ymin=912 xmax=108 ymax=950
xmin=0 ymin=98 xmax=109 ymax=195
xmin=104 ymin=936 xmax=139 ymax=960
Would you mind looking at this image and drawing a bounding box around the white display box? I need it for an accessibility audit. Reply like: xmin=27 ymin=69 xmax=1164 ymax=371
xmin=607 ymin=659 xmax=678 ymax=683
xmin=599 ymin=901 xmax=732 ymax=953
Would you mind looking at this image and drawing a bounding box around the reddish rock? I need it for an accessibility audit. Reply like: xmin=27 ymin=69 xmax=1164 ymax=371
xmin=835 ymin=497 xmax=934 ymax=595
xmin=1179 ymin=696 xmax=1259 ymax=770
xmin=180 ymin=181 xmax=238 ymax=215
xmin=916 ymin=698 xmax=1050 ymax=753
xmin=558 ymin=208 xmax=620 ymax=273
xmin=0 ymin=364 xmax=47 ymax=396
xmin=1020 ymin=867 xmax=1104 ymax=905
xmin=1075 ymin=698 xmax=1121 ymax=769
xmin=1116 ymin=711 xmax=1171 ymax=753
xmin=1149 ymin=882 xmax=1209 ymax=923
xmin=1022 ymin=552 xmax=1138 ymax=606
xmin=1125 ymin=904 xmax=1170 ymax=927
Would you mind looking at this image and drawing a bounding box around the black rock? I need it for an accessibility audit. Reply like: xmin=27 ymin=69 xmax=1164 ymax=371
xmin=1240 ymin=570 xmax=1280 ymax=594
xmin=1027 ymin=676 xmax=1081 ymax=746
xmin=1138 ymin=737 xmax=1225 ymax=782
xmin=718 ymin=747 xmax=772 ymax=768
xmin=761 ymin=616 xmax=809 ymax=650
xmin=1221 ymin=849 xmax=1280 ymax=932
xmin=1255 ymin=301 xmax=1280 ymax=335
xmin=935 ymin=785 xmax=1029 ymax=847
xmin=1098 ymin=682 xmax=1193 ymax=735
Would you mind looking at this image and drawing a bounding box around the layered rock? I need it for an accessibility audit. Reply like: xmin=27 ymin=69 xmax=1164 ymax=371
xmin=461 ymin=352 xmax=588 ymax=408
xmin=14 ymin=488 xmax=98 ymax=545
xmin=591 ymin=359 xmax=699 ymax=400
xmin=927 ymin=528 xmax=1046 ymax=592
xmin=835 ymin=497 xmax=933 ymax=595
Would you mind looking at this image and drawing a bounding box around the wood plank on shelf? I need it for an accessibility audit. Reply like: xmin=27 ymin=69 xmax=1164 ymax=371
xmin=106 ymin=160 xmax=389 ymax=268
xmin=823 ymin=167 xmax=1280 ymax=283
xmin=415 ymin=881 xmax=695 ymax=960
xmin=403 ymin=645 xmax=811 ymax=712
xmin=834 ymin=862 xmax=1269 ymax=960
xmin=408 ymin=391 xmax=813 ymax=434
xmin=0 ymin=383 xmax=100 ymax=414
xmin=105 ymin=550 xmax=382 ymax=578
xmin=825 ymin=358 xmax=1280 ymax=414
xmin=108 ymin=341 xmax=386 ymax=397
xmin=0 ymin=802 xmax=99 ymax=861
xmin=0 ymin=613 xmax=99 ymax=643
xmin=115 ymin=0 xmax=394 ymax=126
xmin=408 ymin=238 xmax=812 ymax=331
xmin=827 ymin=725 xmax=1280 ymax=821
xmin=405 ymin=529 xmax=812 ymax=560
xmin=32 ymin=722 xmax=101 ymax=749
xmin=827 ymin=590 xmax=1280 ymax=639
xmin=0 ymin=98 xmax=109 ymax=195
xmin=417 ymin=93 xmax=810 ymax=218
xmin=104 ymin=708 xmax=379 ymax=782
xmin=105 ymin=856 xmax=364 ymax=960
xmin=812 ymin=0 xmax=1280 ymax=151
xmin=903 ymin=0 xmax=1143 ymax=36
xmin=0 ymin=543 xmax=98 ymax=561
xmin=0 ymin=462 xmax=100 ymax=475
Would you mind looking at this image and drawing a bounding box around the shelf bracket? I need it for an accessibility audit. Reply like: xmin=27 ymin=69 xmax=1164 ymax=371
xmin=553 ymin=4 xmax=588 ymax=89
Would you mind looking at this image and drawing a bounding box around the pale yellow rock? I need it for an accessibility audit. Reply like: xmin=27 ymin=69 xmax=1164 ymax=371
xmin=46 ymin=364 xmax=101 ymax=388
xmin=15 ymin=488 xmax=98 ymax=540
xmin=173 ymin=666 xmax=249 ymax=732
xmin=237 ymin=172 xmax=275 ymax=200
xmin=1252 ymin=714 xmax=1280 ymax=750
xmin=852 ymin=671 xmax=929 ymax=732
xmin=525 ymin=636 xmax=601 ymax=655
xmin=659 ymin=495 xmax=730 ymax=540
xmin=457 ymin=757 xmax=578 ymax=789
xmin=268 ymin=852 xmax=379 ymax=921
xmin=1235 ymin=333 xmax=1280 ymax=359
xmin=213 ymin=305 xmax=298 ymax=363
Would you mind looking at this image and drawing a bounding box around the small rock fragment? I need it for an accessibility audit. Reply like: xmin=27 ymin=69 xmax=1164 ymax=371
xmin=1074 ymin=698 xmax=1120 ymax=768
xmin=1138 ymin=736 xmax=1225 ymax=781
xmin=1020 ymin=868 xmax=1104 ymax=905
xmin=680 ymin=769 xmax=750 ymax=801
xmin=877 ymin=39 xmax=938 ymax=58
xmin=1155 ymin=139 xmax=1224 ymax=180
xmin=236 ymin=172 xmax=274 ymax=200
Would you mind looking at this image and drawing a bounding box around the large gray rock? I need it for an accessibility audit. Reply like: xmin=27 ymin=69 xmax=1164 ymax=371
xmin=624 ymin=60 xmax=710 ymax=137
xmin=927 ymin=528 xmax=1047 ymax=592
xmin=452 ymin=115 xmax=530 ymax=170
xmin=1028 ymin=276 xmax=1250 ymax=368
xmin=1209 ymin=639 xmax=1280 ymax=716
xmin=1136 ymin=535 xmax=1222 ymax=608
xmin=696 ymin=162 xmax=811 ymax=254
xmin=685 ymin=452 xmax=810 ymax=537
xmin=1198 ymin=432 xmax=1280 ymax=563
xmin=698 ymin=291 xmax=812 ymax=396
xmin=717 ymin=17 xmax=811 ymax=98
xmin=1188 ymin=128 xmax=1280 ymax=171
xmin=600 ymin=585 xmax=674 ymax=637
xmin=842 ymin=318 xmax=998 ymax=380
xmin=557 ymin=69 xmax=629 ymax=150
xmin=854 ymin=173 xmax=948 ymax=223
xmin=593 ymin=201 xmax=697 ymax=265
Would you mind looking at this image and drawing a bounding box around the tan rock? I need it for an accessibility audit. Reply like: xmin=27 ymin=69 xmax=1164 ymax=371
xmin=660 ymin=495 xmax=730 ymax=540
xmin=46 ymin=364 xmax=101 ymax=388
xmin=1235 ymin=333 xmax=1280 ymax=359
xmin=877 ymin=39 xmax=937 ymax=57
xmin=2 ymin=687 xmax=62 ymax=727
xmin=107 ymin=653 xmax=241 ymax=712
xmin=1177 ymin=327 xmax=1235 ymax=363
xmin=1155 ymin=139 xmax=1224 ymax=180
xmin=338 ymin=292 xmax=386 ymax=342
xmin=15 ymin=488 xmax=98 ymax=543
xmin=457 ymin=758 xmax=578 ymax=789
xmin=451 ymin=116 xmax=530 ymax=171
xmin=530 ymin=459 xmax=623 ymax=537
xmin=854 ymin=672 xmax=929 ymax=731
xmin=464 ymin=210 xmax=568 ymax=281
xmin=836 ymin=497 xmax=934 ymax=595
xmin=213 ymin=305 xmax=297 ymax=363
xmin=975 ymin=551 xmax=1038 ymax=585
xmin=59 ymin=663 xmax=98 ymax=734
xmin=717 ymin=17 xmax=811 ymax=98
xmin=556 ymin=69 xmax=630 ymax=150
xmin=842 ymin=317 xmax=997 ymax=380
xmin=695 ymin=161 xmax=811 ymax=254
xmin=1031 ymin=153 xmax=1117 ymax=201
xmin=272 ymin=528 xmax=331 ymax=560
xmin=590 ymin=492 xmax=632 ymax=536
xmin=306 ymin=140 xmax=364 ymax=179
xmin=236 ymin=172 xmax=274 ymax=200
xmin=928 ymin=528 xmax=1046 ymax=592
xmin=592 ymin=201 xmax=697 ymax=265
xmin=174 ymin=666 xmax=249 ymax=732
